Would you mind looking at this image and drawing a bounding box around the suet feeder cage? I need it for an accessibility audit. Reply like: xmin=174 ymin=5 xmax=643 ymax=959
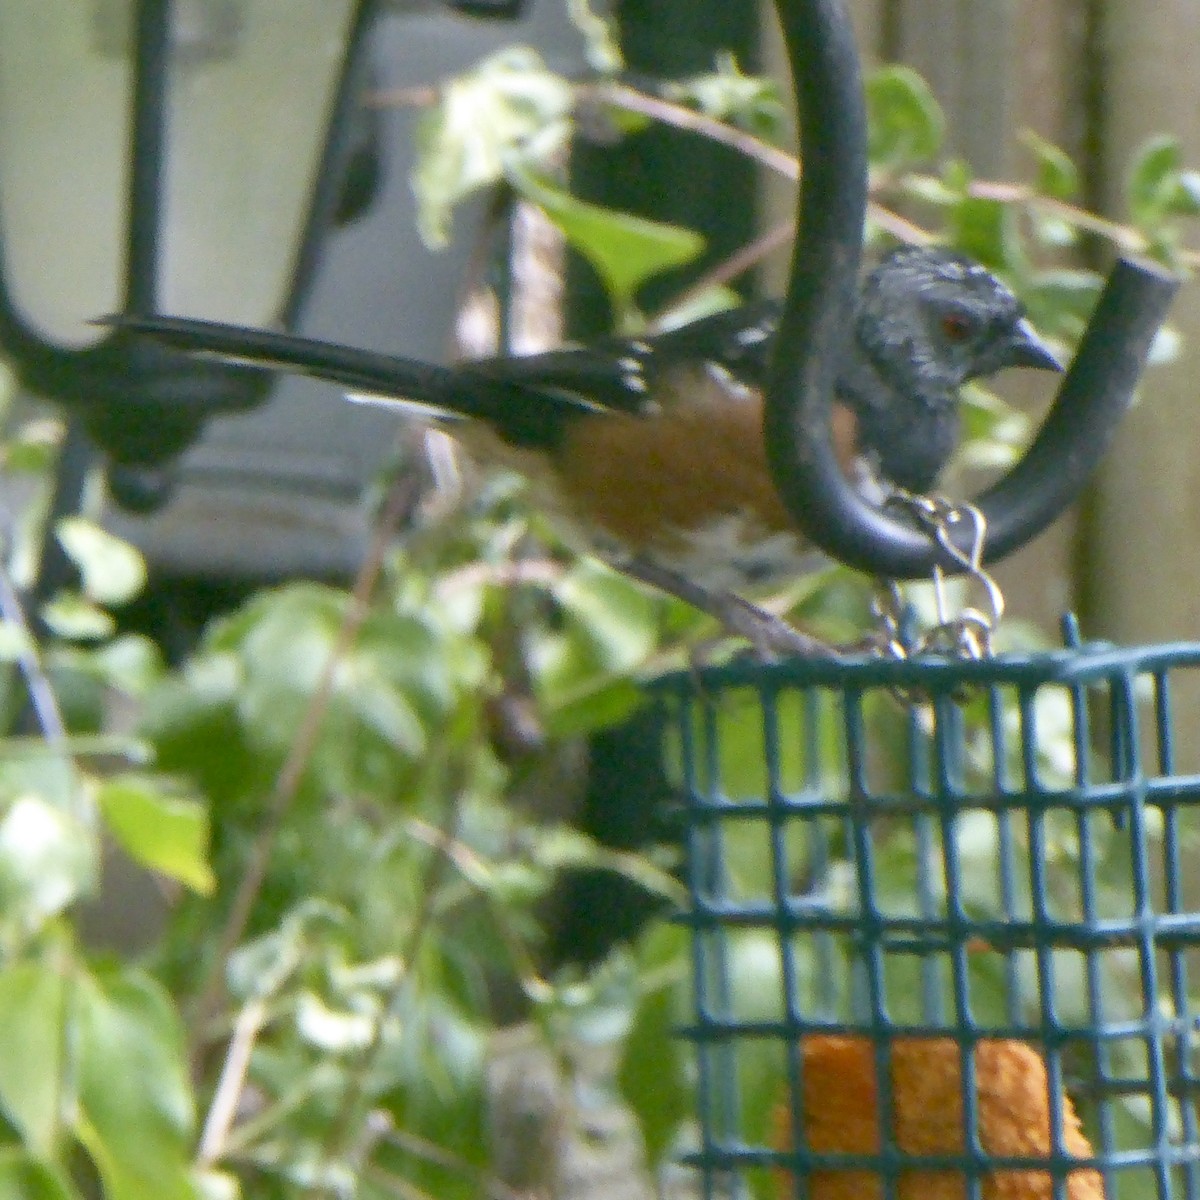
xmin=655 ymin=626 xmax=1200 ymax=1200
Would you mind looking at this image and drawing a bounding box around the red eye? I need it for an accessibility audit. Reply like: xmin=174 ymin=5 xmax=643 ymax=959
xmin=941 ymin=312 xmax=973 ymax=342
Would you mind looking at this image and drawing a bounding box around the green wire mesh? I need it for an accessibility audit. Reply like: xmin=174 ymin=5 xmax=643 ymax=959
xmin=649 ymin=620 xmax=1200 ymax=1200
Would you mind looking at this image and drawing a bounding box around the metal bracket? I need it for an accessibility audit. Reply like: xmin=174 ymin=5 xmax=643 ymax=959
xmin=763 ymin=0 xmax=1179 ymax=579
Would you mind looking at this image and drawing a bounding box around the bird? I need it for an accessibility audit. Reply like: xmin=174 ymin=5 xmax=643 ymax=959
xmin=107 ymin=245 xmax=1063 ymax=656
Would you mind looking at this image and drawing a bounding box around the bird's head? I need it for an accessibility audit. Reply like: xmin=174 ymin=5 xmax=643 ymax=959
xmin=857 ymin=244 xmax=1063 ymax=395
xmin=846 ymin=244 xmax=1063 ymax=492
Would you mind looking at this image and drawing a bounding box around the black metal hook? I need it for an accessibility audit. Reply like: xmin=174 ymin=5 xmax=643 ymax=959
xmin=764 ymin=0 xmax=1179 ymax=580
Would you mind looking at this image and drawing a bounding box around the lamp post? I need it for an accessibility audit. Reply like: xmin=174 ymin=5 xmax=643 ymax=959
xmin=0 ymin=0 xmax=389 ymax=515
xmin=0 ymin=0 xmax=386 ymax=741
xmin=0 ymin=0 xmax=537 ymax=735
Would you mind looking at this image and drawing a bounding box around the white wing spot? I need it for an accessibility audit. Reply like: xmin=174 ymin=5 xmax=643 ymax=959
xmin=735 ymin=324 xmax=772 ymax=346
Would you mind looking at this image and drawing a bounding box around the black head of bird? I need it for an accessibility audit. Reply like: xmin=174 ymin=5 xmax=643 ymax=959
xmin=841 ymin=244 xmax=1063 ymax=494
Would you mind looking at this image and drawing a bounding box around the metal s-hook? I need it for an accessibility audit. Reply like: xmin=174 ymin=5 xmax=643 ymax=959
xmin=763 ymin=0 xmax=1180 ymax=580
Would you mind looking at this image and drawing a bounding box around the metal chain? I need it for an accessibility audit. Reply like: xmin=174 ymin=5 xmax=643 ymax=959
xmin=867 ymin=491 xmax=1005 ymax=664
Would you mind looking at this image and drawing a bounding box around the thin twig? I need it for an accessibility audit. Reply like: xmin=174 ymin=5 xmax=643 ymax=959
xmin=216 ymin=1064 xmax=333 ymax=1157
xmin=399 ymin=815 xmax=551 ymax=999
xmin=0 ymin=733 xmax=150 ymax=761
xmin=374 ymin=1118 xmax=532 ymax=1200
xmin=365 ymin=85 xmax=439 ymax=109
xmin=197 ymin=998 xmax=267 ymax=1166
xmin=594 ymin=82 xmax=1193 ymax=262
xmin=649 ymin=219 xmax=795 ymax=324
xmin=361 ymin=1162 xmax=440 ymax=1200
xmin=316 ymin=778 xmax=467 ymax=1192
xmin=187 ymin=474 xmax=421 ymax=1065
xmin=579 ymin=81 xmax=801 ymax=180
xmin=0 ymin=562 xmax=67 ymax=744
xmin=435 ymin=556 xmax=564 ymax=598
xmin=586 ymin=84 xmax=935 ymax=308
xmin=866 ymin=202 xmax=937 ymax=245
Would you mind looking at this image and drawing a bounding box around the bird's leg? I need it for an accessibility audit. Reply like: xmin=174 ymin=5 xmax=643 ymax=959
xmin=618 ymin=555 xmax=840 ymax=661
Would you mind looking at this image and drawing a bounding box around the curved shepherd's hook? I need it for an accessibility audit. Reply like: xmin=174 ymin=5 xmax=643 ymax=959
xmin=763 ymin=0 xmax=1179 ymax=579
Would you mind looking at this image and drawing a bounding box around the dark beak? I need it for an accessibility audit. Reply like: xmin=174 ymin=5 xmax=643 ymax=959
xmin=1006 ymin=317 xmax=1066 ymax=372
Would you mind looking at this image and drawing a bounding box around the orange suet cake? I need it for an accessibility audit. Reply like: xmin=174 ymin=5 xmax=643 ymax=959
xmin=773 ymin=1035 xmax=1104 ymax=1200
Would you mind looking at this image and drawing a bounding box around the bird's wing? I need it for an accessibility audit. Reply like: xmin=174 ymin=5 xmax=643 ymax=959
xmin=477 ymin=298 xmax=783 ymax=415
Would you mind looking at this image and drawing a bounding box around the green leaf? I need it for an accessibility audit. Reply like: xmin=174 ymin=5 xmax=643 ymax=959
xmin=411 ymin=46 xmax=573 ymax=247
xmin=947 ymin=194 xmax=1026 ymax=275
xmin=77 ymin=634 xmax=165 ymax=696
xmin=192 ymin=1170 xmax=238 ymax=1200
xmin=39 ymin=593 xmax=113 ymax=642
xmin=957 ymin=384 xmax=1030 ymax=471
xmin=553 ymin=560 xmax=659 ymax=673
xmin=0 ymin=963 xmax=67 ymax=1154
xmin=0 ymin=1153 xmax=74 ymax=1200
xmin=0 ymin=796 xmax=96 ymax=935
xmin=294 ymin=990 xmax=375 ymax=1053
xmin=618 ymin=928 xmax=690 ymax=1165
xmin=509 ymin=166 xmax=705 ymax=321
xmin=0 ymin=755 xmax=78 ymax=813
xmin=900 ymin=173 xmax=960 ymax=207
xmin=665 ymin=52 xmax=786 ymax=141
xmin=566 ymin=0 xmax=623 ymax=74
xmin=353 ymin=605 xmax=467 ymax=724
xmin=1149 ymin=324 xmax=1182 ymax=366
xmin=728 ymin=933 xmax=790 ymax=1148
xmin=4 ymin=420 xmax=60 ymax=476
xmin=542 ymin=947 xmax=639 ymax=1047
xmin=1020 ymin=129 xmax=1079 ymax=200
xmin=1022 ymin=268 xmax=1104 ymax=340
xmin=74 ymin=969 xmax=197 ymax=1200
xmin=530 ymin=560 xmax=658 ymax=735
xmin=138 ymin=656 xmax=265 ymax=811
xmin=531 ymin=825 xmax=681 ymax=906
xmin=55 ymin=518 xmax=146 ymax=607
xmin=226 ymin=900 xmax=346 ymax=1002
xmin=1128 ymin=134 xmax=1182 ymax=230
xmin=1175 ymin=170 xmax=1200 ymax=215
xmin=1030 ymin=211 xmax=1079 ymax=249
xmin=660 ymin=687 xmax=818 ymax=802
xmin=97 ymin=776 xmax=214 ymax=894
xmin=866 ymin=66 xmax=945 ymax=170
xmin=0 ymin=622 xmax=32 ymax=663
xmin=941 ymin=157 xmax=973 ymax=193
xmin=214 ymin=583 xmax=446 ymax=798
xmin=654 ymin=284 xmax=745 ymax=330
xmin=543 ymin=677 xmax=644 ymax=739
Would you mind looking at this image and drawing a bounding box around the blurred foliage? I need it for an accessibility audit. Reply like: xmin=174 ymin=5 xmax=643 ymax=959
xmin=0 ymin=5 xmax=1196 ymax=1198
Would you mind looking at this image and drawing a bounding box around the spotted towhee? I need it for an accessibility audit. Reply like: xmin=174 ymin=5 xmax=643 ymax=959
xmin=113 ymin=246 xmax=1062 ymax=654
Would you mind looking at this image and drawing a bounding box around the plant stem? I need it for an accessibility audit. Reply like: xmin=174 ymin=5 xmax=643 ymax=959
xmin=0 ymin=562 xmax=67 ymax=745
xmin=187 ymin=474 xmax=421 ymax=1067
xmin=197 ymin=998 xmax=267 ymax=1165
xmin=579 ymin=80 xmax=801 ymax=179
xmin=315 ymin=779 xmax=466 ymax=1194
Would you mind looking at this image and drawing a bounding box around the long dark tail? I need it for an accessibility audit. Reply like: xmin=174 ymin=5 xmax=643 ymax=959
xmin=101 ymin=315 xmax=597 ymax=449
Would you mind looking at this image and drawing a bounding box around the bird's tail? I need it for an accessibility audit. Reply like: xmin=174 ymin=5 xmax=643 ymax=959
xmin=101 ymin=315 xmax=596 ymax=449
